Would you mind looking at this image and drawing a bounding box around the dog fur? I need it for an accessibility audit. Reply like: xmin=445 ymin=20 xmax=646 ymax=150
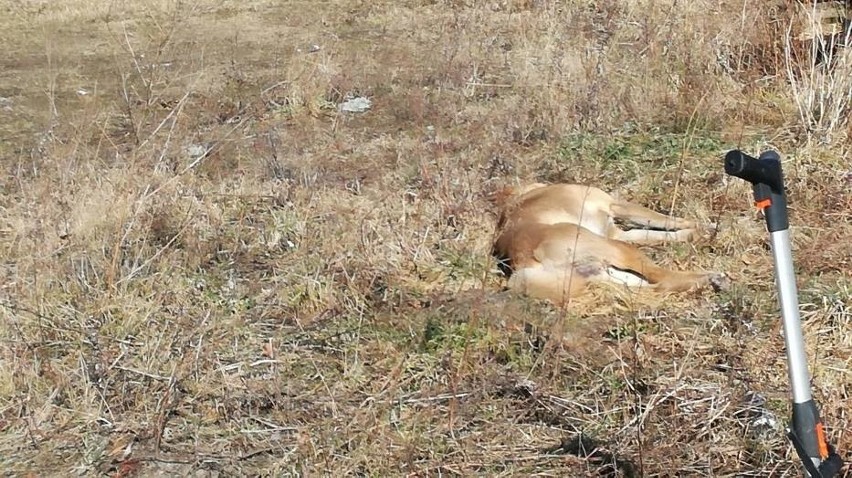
xmin=490 ymin=183 xmax=727 ymax=304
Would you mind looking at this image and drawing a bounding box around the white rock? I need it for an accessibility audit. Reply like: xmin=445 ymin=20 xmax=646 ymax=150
xmin=339 ymin=96 xmax=371 ymax=113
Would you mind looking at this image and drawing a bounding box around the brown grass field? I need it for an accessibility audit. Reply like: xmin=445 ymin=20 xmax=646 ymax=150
xmin=1 ymin=0 xmax=851 ymax=476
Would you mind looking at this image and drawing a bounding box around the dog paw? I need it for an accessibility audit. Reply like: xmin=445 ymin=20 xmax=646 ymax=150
xmin=696 ymin=222 xmax=719 ymax=241
xmin=708 ymin=272 xmax=730 ymax=292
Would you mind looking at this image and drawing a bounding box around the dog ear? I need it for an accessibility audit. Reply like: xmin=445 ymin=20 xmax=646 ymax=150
xmin=486 ymin=182 xmax=548 ymax=210
xmin=486 ymin=185 xmax=516 ymax=209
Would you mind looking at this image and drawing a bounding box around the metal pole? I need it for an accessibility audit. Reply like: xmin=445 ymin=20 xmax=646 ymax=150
xmin=769 ymin=229 xmax=812 ymax=405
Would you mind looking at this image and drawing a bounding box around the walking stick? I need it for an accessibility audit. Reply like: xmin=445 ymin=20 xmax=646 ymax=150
xmin=724 ymin=149 xmax=845 ymax=477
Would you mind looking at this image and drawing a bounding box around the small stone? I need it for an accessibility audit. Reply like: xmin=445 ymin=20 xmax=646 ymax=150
xmin=186 ymin=144 xmax=207 ymax=158
xmin=339 ymin=96 xmax=372 ymax=113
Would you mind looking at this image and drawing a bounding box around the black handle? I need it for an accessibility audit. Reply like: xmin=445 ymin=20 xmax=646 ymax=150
xmin=724 ymin=150 xmax=784 ymax=194
xmin=723 ymin=149 xmax=789 ymax=233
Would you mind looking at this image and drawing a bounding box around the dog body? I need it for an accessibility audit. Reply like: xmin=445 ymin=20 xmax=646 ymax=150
xmin=491 ymin=183 xmax=725 ymax=303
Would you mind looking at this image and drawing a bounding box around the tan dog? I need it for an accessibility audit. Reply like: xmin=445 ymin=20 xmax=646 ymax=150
xmin=490 ymin=183 xmax=727 ymax=304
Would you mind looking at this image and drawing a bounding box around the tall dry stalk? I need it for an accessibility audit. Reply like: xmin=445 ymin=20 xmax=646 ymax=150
xmin=784 ymin=1 xmax=852 ymax=143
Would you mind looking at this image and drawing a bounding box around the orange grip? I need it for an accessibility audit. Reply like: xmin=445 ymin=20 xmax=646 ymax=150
xmin=816 ymin=422 xmax=829 ymax=459
xmin=755 ymin=198 xmax=772 ymax=210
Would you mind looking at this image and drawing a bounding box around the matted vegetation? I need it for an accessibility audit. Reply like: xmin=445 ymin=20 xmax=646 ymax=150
xmin=0 ymin=1 xmax=850 ymax=476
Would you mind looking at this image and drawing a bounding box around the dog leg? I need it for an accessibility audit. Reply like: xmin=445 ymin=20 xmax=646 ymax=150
xmin=609 ymin=201 xmax=695 ymax=231
xmin=588 ymin=237 xmax=727 ymax=293
xmin=612 ymin=228 xmax=697 ymax=245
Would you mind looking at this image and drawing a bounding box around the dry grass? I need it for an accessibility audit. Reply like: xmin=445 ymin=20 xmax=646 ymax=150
xmin=1 ymin=0 xmax=850 ymax=476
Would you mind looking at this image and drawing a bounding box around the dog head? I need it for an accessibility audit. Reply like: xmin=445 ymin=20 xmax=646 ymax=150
xmin=488 ymin=182 xmax=549 ymax=270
